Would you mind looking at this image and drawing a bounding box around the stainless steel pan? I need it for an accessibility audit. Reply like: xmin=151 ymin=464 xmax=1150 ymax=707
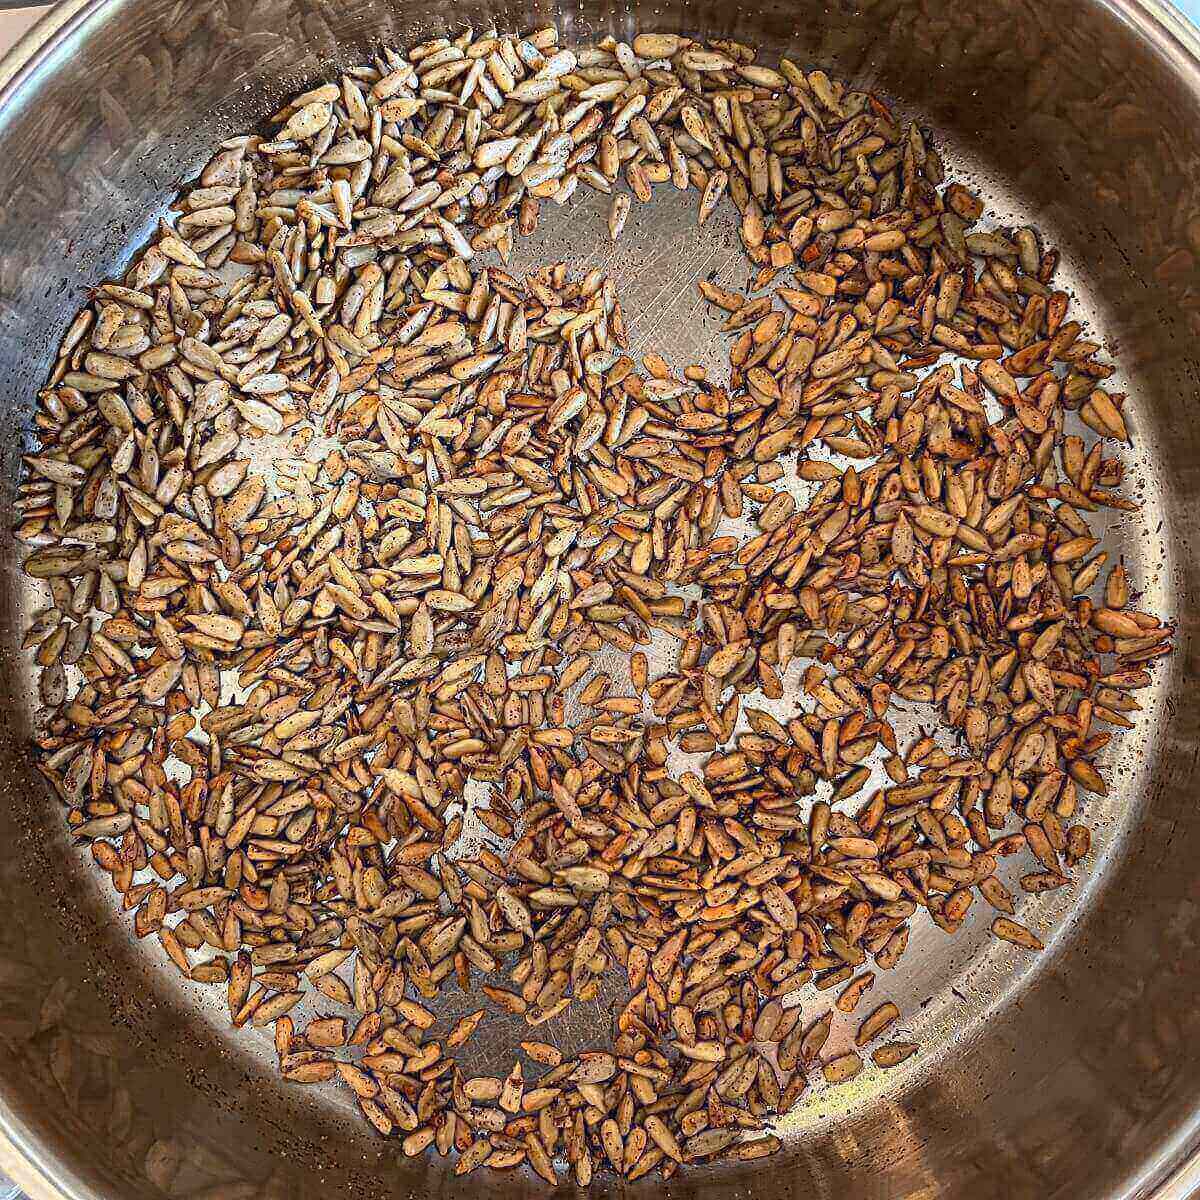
xmin=0 ymin=0 xmax=1199 ymax=1197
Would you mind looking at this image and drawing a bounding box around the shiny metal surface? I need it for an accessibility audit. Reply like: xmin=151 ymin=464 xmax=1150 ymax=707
xmin=0 ymin=0 xmax=1197 ymax=1198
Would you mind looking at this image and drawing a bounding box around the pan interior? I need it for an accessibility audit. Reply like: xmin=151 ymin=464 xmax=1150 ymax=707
xmin=0 ymin=3 xmax=1195 ymax=1200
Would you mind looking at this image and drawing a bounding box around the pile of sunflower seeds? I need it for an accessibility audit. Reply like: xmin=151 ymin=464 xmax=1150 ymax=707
xmin=18 ymin=21 xmax=1173 ymax=1184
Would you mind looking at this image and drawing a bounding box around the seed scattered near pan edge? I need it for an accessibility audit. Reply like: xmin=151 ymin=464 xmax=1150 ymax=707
xmin=18 ymin=17 xmax=1173 ymax=1187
